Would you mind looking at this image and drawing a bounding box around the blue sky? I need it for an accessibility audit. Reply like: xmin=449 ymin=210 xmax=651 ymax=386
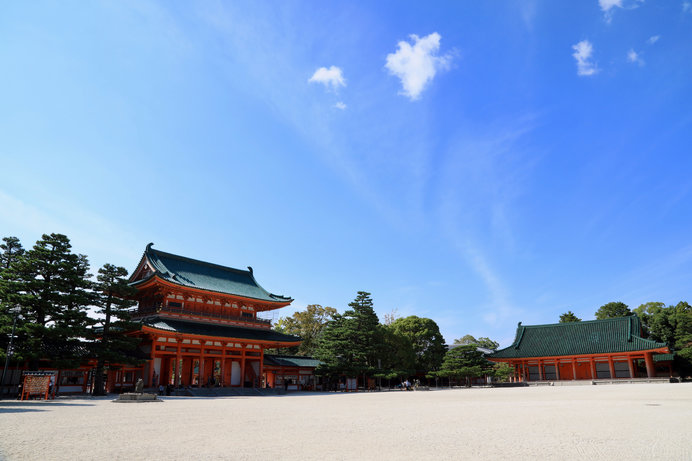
xmin=1 ymin=1 xmax=691 ymax=346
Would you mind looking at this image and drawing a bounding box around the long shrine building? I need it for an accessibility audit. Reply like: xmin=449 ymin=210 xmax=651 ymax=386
xmin=124 ymin=243 xmax=301 ymax=390
xmin=488 ymin=316 xmax=671 ymax=382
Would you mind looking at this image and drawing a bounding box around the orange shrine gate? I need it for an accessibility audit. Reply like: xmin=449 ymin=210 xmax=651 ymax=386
xmin=109 ymin=244 xmax=301 ymax=391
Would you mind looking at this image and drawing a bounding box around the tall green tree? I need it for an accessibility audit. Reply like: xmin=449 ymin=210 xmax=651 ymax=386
xmin=345 ymin=291 xmax=381 ymax=379
xmin=4 ymin=234 xmax=94 ymax=369
xmin=1 ymin=237 xmax=24 ymax=270
xmin=314 ymin=291 xmax=382 ymax=384
xmin=1 ymin=237 xmax=26 ymax=362
xmin=595 ymin=301 xmax=631 ymax=320
xmin=91 ymin=264 xmax=140 ymax=396
xmin=559 ymin=311 xmax=582 ymax=323
xmin=389 ymin=316 xmax=446 ymax=374
xmin=636 ymin=301 xmax=692 ymax=377
xmin=437 ymin=344 xmax=491 ymax=387
xmin=314 ymin=313 xmax=353 ymax=379
xmin=378 ymin=325 xmax=416 ymax=384
xmin=633 ymin=302 xmax=666 ymax=337
xmin=274 ymin=304 xmax=337 ymax=356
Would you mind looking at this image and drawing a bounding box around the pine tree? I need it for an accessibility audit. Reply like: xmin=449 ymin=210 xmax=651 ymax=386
xmin=314 ymin=291 xmax=382 ymax=386
xmin=8 ymin=234 xmax=94 ymax=369
xmin=346 ymin=291 xmax=381 ymax=379
xmin=314 ymin=313 xmax=353 ymax=381
xmin=559 ymin=311 xmax=581 ymax=323
xmin=91 ymin=264 xmax=140 ymax=395
xmin=1 ymin=237 xmax=24 ymax=270
xmin=0 ymin=236 xmax=26 ymax=362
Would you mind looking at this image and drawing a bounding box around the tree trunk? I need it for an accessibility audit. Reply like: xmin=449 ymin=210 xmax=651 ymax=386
xmin=92 ymin=359 xmax=105 ymax=396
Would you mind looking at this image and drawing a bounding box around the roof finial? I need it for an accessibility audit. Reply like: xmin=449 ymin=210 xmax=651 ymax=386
xmin=247 ymin=266 xmax=253 ymax=275
xmin=146 ymin=242 xmax=155 ymax=251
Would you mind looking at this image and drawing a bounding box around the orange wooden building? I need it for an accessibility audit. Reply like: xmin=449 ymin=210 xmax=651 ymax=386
xmin=263 ymin=355 xmax=321 ymax=391
xmin=116 ymin=243 xmax=301 ymax=391
xmin=489 ymin=316 xmax=671 ymax=382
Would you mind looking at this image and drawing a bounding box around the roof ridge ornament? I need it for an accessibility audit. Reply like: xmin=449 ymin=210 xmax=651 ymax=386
xmin=514 ymin=323 xmax=525 ymax=349
xmin=247 ymin=266 xmax=253 ymax=275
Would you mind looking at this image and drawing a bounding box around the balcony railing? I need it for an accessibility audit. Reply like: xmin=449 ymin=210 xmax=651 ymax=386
xmin=132 ymin=305 xmax=272 ymax=327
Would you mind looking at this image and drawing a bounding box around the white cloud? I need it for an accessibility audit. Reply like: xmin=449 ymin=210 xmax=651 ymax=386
xmin=627 ymin=49 xmax=644 ymax=65
xmin=684 ymin=2 xmax=692 ymax=13
xmin=599 ymin=0 xmax=623 ymax=11
xmin=599 ymin=0 xmax=643 ymax=22
xmin=334 ymin=101 xmax=347 ymax=110
xmin=572 ymin=40 xmax=599 ymax=76
xmin=308 ymin=66 xmax=346 ymax=91
xmin=385 ymin=32 xmax=452 ymax=101
xmin=647 ymin=35 xmax=660 ymax=44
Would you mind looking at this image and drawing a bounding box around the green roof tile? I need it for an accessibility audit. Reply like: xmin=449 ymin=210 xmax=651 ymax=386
xmin=139 ymin=316 xmax=301 ymax=344
xmin=264 ymin=355 xmax=322 ymax=368
xmin=490 ymin=316 xmax=668 ymax=359
xmin=132 ymin=243 xmax=292 ymax=304
xmin=653 ymin=353 xmax=674 ymax=362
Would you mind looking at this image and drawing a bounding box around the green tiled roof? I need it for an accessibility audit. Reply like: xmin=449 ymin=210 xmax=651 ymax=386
xmin=132 ymin=243 xmax=292 ymax=304
xmin=490 ymin=316 xmax=668 ymax=359
xmin=654 ymin=353 xmax=674 ymax=362
xmin=139 ymin=317 xmax=301 ymax=344
xmin=264 ymin=355 xmax=322 ymax=368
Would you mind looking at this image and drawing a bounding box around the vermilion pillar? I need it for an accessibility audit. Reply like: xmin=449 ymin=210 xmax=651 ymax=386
xmin=608 ymin=356 xmax=615 ymax=379
xmin=240 ymin=344 xmax=246 ymax=387
xmin=644 ymin=352 xmax=655 ymax=378
xmin=175 ymin=339 xmax=182 ymax=387
xmin=149 ymin=335 xmax=157 ymax=387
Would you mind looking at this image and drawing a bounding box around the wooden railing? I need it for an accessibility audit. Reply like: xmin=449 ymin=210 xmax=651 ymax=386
xmin=132 ymin=305 xmax=271 ymax=327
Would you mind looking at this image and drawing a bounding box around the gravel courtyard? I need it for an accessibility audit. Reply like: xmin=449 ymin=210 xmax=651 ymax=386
xmin=1 ymin=383 xmax=690 ymax=460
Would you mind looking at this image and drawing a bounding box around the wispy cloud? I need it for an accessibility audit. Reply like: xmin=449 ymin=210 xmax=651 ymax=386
xmin=599 ymin=0 xmax=643 ymax=22
xmin=627 ymin=49 xmax=644 ymax=66
xmin=599 ymin=0 xmax=623 ymax=12
xmin=647 ymin=35 xmax=660 ymax=44
xmin=0 ymin=189 xmax=140 ymax=267
xmin=435 ymin=120 xmax=537 ymax=335
xmin=572 ymin=40 xmax=599 ymax=76
xmin=334 ymin=101 xmax=347 ymax=110
xmin=684 ymin=2 xmax=692 ymax=13
xmin=308 ymin=65 xmax=346 ymax=91
xmin=385 ymin=32 xmax=452 ymax=101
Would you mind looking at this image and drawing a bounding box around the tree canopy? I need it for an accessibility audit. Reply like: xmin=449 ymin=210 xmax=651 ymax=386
xmin=559 ymin=311 xmax=581 ymax=323
xmin=1 ymin=234 xmax=143 ymax=376
xmin=595 ymin=301 xmax=631 ymax=320
xmin=314 ymin=292 xmax=381 ymax=381
xmin=91 ymin=264 xmax=141 ymax=395
xmin=1 ymin=234 xmax=95 ymax=369
xmin=635 ymin=301 xmax=692 ymax=377
xmin=437 ymin=344 xmax=491 ymax=387
xmin=388 ymin=315 xmax=446 ymax=373
xmin=453 ymin=334 xmax=498 ymax=350
xmin=274 ymin=304 xmax=337 ymax=356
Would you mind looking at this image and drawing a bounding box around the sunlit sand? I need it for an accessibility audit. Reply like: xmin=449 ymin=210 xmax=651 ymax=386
xmin=1 ymin=383 xmax=690 ymax=460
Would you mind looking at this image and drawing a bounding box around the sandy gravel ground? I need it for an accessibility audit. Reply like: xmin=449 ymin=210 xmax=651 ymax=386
xmin=1 ymin=383 xmax=690 ymax=460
